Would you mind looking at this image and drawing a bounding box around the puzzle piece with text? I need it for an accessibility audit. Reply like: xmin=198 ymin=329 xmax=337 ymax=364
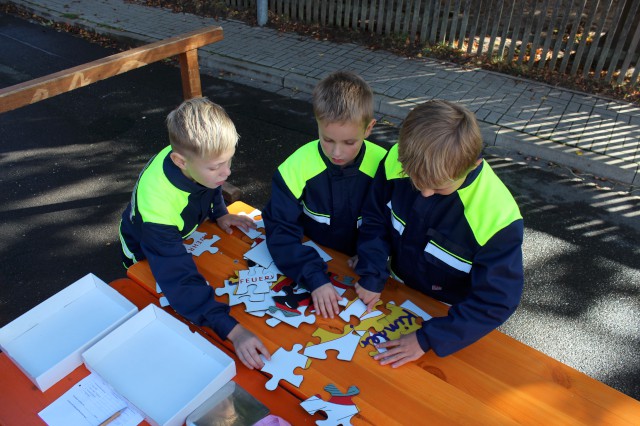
xmin=260 ymin=344 xmax=311 ymax=391
xmin=359 ymin=300 xmax=432 ymax=356
xmin=184 ymin=230 xmax=221 ymax=256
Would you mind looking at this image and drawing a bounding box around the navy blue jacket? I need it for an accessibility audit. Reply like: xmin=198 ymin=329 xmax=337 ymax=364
xmin=356 ymin=144 xmax=524 ymax=356
xmin=119 ymin=146 xmax=237 ymax=339
xmin=263 ymin=140 xmax=387 ymax=292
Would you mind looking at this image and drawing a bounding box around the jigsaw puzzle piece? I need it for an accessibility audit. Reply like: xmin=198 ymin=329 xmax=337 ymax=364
xmin=260 ymin=344 xmax=310 ymax=391
xmin=304 ymin=325 xmax=365 ymax=361
xmin=338 ymin=299 xmax=385 ymax=332
xmin=359 ymin=301 xmax=427 ymax=355
xmin=237 ymin=209 xmax=264 ymax=239
xmin=215 ymin=280 xmax=249 ymax=307
xmin=266 ymin=305 xmax=315 ymax=328
xmin=184 ymin=230 xmax=221 ymax=256
xmin=300 ymin=384 xmax=360 ymax=426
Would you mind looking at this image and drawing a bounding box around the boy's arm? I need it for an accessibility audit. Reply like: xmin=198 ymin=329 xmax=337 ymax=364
xmin=140 ymin=222 xmax=238 ymax=339
xmin=355 ymin=164 xmax=392 ymax=293
xmin=263 ymin=173 xmax=330 ymax=292
xmin=416 ymin=221 xmax=525 ymax=356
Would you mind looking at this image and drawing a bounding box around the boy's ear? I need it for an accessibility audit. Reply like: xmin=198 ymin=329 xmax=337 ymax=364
xmin=169 ymin=151 xmax=188 ymax=171
xmin=364 ymin=118 xmax=376 ymax=138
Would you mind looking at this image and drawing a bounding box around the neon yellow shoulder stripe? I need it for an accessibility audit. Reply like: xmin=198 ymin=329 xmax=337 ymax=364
xmin=359 ymin=140 xmax=388 ymax=178
xmin=385 ymin=144 xmax=407 ymax=180
xmin=278 ymin=141 xmax=327 ymax=199
xmin=458 ymin=160 xmax=522 ymax=246
xmin=137 ymin=146 xmax=190 ymax=230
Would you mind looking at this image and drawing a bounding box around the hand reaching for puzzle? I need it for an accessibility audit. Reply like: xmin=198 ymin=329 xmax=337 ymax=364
xmin=312 ymin=282 xmax=343 ymax=319
xmin=216 ymin=213 xmax=257 ymax=234
xmin=373 ymin=331 xmax=425 ymax=368
xmin=227 ymin=324 xmax=271 ymax=370
xmin=354 ymin=283 xmax=380 ymax=313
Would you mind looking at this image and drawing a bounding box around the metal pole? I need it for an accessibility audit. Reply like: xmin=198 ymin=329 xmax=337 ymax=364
xmin=257 ymin=0 xmax=268 ymax=26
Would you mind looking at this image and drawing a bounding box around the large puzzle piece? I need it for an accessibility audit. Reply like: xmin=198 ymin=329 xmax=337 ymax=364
xmin=338 ymin=299 xmax=386 ymax=333
xmin=214 ymin=280 xmax=248 ymax=306
xmin=300 ymin=384 xmax=360 ymax=426
xmin=260 ymin=344 xmax=310 ymax=391
xmin=359 ymin=300 xmax=430 ymax=355
xmin=184 ymin=230 xmax=221 ymax=256
xmin=304 ymin=324 xmax=365 ymax=361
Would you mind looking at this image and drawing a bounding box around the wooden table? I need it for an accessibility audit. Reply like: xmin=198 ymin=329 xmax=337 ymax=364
xmin=126 ymin=201 xmax=640 ymax=425
xmin=0 ymin=278 xmax=311 ymax=425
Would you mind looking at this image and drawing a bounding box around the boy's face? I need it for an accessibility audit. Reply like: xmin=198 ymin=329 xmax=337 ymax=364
xmin=170 ymin=148 xmax=234 ymax=189
xmin=318 ymin=119 xmax=375 ymax=167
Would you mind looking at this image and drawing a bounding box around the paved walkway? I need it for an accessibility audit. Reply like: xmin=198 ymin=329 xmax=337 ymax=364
xmin=7 ymin=0 xmax=640 ymax=185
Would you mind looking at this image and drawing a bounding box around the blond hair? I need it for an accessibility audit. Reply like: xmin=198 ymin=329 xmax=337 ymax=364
xmin=312 ymin=71 xmax=373 ymax=128
xmin=166 ymin=97 xmax=238 ymax=158
xmin=398 ymin=100 xmax=482 ymax=189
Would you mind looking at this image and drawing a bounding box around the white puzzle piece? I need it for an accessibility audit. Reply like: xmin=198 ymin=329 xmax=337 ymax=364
xmin=184 ymin=230 xmax=221 ymax=256
xmin=302 ymin=240 xmax=332 ymax=262
xmin=260 ymin=344 xmax=309 ymax=391
xmin=243 ymin=240 xmax=282 ymax=273
xmin=300 ymin=384 xmax=360 ymax=426
xmin=237 ymin=209 xmax=264 ymax=239
xmin=215 ymin=280 xmax=249 ymax=307
xmin=304 ymin=327 xmax=365 ymax=361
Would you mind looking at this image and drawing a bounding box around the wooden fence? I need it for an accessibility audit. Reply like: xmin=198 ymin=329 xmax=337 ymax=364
xmin=224 ymin=0 xmax=640 ymax=86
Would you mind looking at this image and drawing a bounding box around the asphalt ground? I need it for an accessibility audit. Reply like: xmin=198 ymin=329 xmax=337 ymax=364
xmin=1 ymin=13 xmax=639 ymax=401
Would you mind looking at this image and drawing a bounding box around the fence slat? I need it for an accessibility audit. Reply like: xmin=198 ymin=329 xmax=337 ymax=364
xmin=497 ymin=0 xmax=515 ymax=58
xmin=476 ymin=0 xmax=496 ymax=56
xmin=548 ymin=0 xmax=578 ymax=70
xmin=420 ymin=0 xmax=433 ymax=43
xmin=408 ymin=0 xmax=421 ymax=40
xmin=527 ymin=0 xmax=550 ymax=67
xmin=440 ymin=0 xmax=453 ymax=45
xmin=617 ymin=4 xmax=640 ymax=84
xmin=467 ymin=0 xmax=482 ymax=54
xmin=598 ymin=0 xmax=634 ymax=80
xmin=448 ymin=0 xmax=462 ymax=47
xmin=566 ymin=0 xmax=596 ymax=74
xmin=536 ymin=0 xmax=562 ymax=69
xmin=457 ymin=0 xmax=473 ymax=49
xmin=400 ymin=0 xmax=411 ymax=34
xmin=517 ymin=1 xmax=538 ymax=65
xmin=429 ymin=0 xmax=442 ymax=44
xmin=581 ymin=0 xmax=613 ymax=77
xmin=486 ymin=0 xmax=505 ymax=57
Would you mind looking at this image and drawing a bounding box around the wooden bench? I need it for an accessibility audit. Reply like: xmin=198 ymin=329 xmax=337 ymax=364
xmin=0 ymin=26 xmax=242 ymax=203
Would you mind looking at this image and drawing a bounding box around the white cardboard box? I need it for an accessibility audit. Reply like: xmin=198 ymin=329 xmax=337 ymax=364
xmin=82 ymin=304 xmax=236 ymax=426
xmin=0 ymin=273 xmax=138 ymax=391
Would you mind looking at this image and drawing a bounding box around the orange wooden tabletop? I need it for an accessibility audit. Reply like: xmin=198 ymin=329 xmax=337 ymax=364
xmin=125 ymin=201 xmax=640 ymax=426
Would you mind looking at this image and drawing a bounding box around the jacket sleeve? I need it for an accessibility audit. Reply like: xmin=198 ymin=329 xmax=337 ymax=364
xmin=415 ymin=220 xmax=525 ymax=356
xmin=355 ymin=163 xmax=392 ymax=292
xmin=263 ymin=172 xmax=329 ymax=292
xmin=208 ymin=186 xmax=229 ymax=221
xmin=140 ymin=222 xmax=238 ymax=339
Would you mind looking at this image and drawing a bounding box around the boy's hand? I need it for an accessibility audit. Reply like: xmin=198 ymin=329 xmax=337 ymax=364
xmin=373 ymin=331 xmax=425 ymax=368
xmin=347 ymin=254 xmax=359 ymax=270
xmin=216 ymin=213 xmax=257 ymax=234
xmin=311 ymin=282 xmax=343 ymax=319
xmin=354 ymin=282 xmax=380 ymax=312
xmin=227 ymin=324 xmax=270 ymax=370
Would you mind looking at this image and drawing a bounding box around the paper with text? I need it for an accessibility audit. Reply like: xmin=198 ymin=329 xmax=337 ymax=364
xmin=39 ymin=373 xmax=143 ymax=426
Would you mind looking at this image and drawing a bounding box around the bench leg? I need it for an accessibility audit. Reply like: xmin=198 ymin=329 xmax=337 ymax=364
xmin=179 ymin=49 xmax=202 ymax=99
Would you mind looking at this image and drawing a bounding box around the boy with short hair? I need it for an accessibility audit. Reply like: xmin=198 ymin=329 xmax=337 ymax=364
xmin=263 ymin=71 xmax=387 ymax=319
xmin=119 ymin=97 xmax=269 ymax=369
xmin=355 ymin=100 xmax=524 ymax=366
